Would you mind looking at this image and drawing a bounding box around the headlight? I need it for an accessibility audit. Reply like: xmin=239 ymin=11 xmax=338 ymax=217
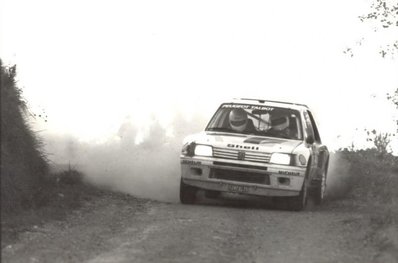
xmin=194 ymin=145 xmax=213 ymax=157
xmin=270 ymin=153 xmax=291 ymax=165
xmin=181 ymin=142 xmax=195 ymax=156
xmin=298 ymin=154 xmax=307 ymax=165
xmin=181 ymin=143 xmax=190 ymax=155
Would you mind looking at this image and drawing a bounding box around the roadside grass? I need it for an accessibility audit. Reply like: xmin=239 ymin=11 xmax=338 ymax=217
xmin=0 ymin=61 xmax=110 ymax=248
xmin=326 ymin=149 xmax=398 ymax=261
xmin=1 ymin=61 xmax=49 ymax=213
xmin=1 ymin=169 xmax=106 ymax=248
xmin=0 ymin=61 xmax=139 ymax=249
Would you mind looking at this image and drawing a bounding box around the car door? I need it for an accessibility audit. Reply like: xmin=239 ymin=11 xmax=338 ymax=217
xmin=303 ymin=111 xmax=318 ymax=180
xmin=305 ymin=110 xmax=329 ymax=179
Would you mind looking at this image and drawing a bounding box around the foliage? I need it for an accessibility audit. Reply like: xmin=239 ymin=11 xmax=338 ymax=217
xmin=335 ymin=148 xmax=398 ymax=203
xmin=359 ymin=0 xmax=398 ymax=29
xmin=387 ymin=88 xmax=398 ymax=109
xmin=351 ymin=0 xmax=398 ymax=57
xmin=365 ymin=129 xmax=395 ymax=155
xmin=387 ymin=88 xmax=398 ymax=135
xmin=2 ymin=169 xmax=106 ymax=247
xmin=1 ymin=60 xmax=49 ymax=212
xmin=361 ymin=0 xmax=398 ymax=57
xmin=362 ymin=88 xmax=398 ymax=155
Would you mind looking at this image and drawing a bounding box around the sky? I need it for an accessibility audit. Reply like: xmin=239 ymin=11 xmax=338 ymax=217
xmin=1 ymin=0 xmax=398 ymax=153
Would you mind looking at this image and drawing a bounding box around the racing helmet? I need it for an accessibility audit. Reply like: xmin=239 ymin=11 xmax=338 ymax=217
xmin=229 ymin=108 xmax=248 ymax=132
xmin=272 ymin=116 xmax=290 ymax=131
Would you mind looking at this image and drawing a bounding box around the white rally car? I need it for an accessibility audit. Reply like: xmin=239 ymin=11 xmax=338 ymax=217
xmin=180 ymin=98 xmax=329 ymax=211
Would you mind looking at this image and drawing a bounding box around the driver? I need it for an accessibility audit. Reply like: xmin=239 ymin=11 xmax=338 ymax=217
xmin=270 ymin=116 xmax=292 ymax=138
xmin=229 ymin=108 xmax=256 ymax=133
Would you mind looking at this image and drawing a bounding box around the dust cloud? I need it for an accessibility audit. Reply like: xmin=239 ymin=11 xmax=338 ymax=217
xmin=325 ymin=152 xmax=353 ymax=200
xmin=45 ymin=113 xmax=206 ymax=203
xmin=45 ymin=113 xmax=354 ymax=203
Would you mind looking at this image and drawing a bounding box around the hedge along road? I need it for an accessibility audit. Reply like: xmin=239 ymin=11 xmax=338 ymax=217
xmin=1 ymin=192 xmax=384 ymax=263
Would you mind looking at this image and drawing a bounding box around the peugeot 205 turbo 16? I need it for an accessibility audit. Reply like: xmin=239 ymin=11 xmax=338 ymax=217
xmin=179 ymin=98 xmax=329 ymax=211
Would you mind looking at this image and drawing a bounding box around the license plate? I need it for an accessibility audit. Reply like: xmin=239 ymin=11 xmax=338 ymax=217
xmin=227 ymin=184 xmax=250 ymax=193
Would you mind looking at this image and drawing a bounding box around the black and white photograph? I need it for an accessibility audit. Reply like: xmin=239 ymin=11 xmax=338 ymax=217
xmin=1 ymin=0 xmax=397 ymax=262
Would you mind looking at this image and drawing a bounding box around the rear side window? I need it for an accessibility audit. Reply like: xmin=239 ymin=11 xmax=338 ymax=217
xmin=305 ymin=111 xmax=321 ymax=143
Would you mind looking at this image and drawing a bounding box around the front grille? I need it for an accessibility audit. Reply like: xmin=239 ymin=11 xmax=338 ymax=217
xmin=210 ymin=168 xmax=270 ymax=184
xmin=213 ymin=161 xmax=268 ymax=170
xmin=213 ymin=147 xmax=271 ymax=163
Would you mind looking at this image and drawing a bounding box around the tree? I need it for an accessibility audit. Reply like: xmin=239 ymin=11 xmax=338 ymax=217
xmin=347 ymin=0 xmax=398 ymax=57
xmin=387 ymin=88 xmax=398 ymax=108
xmin=387 ymin=88 xmax=398 ymax=133
xmin=359 ymin=0 xmax=398 ymax=29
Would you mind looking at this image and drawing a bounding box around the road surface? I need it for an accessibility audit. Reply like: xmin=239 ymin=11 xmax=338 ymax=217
xmin=1 ymin=193 xmax=390 ymax=263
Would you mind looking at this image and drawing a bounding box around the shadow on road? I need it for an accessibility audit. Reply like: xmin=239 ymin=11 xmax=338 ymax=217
xmin=191 ymin=191 xmax=320 ymax=212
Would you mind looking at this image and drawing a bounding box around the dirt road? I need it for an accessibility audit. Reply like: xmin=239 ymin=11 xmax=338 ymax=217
xmin=1 ymin=193 xmax=389 ymax=263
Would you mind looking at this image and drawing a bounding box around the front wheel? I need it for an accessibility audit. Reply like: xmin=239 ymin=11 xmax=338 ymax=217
xmin=205 ymin=190 xmax=221 ymax=199
xmin=179 ymin=178 xmax=197 ymax=204
xmin=287 ymin=178 xmax=308 ymax=211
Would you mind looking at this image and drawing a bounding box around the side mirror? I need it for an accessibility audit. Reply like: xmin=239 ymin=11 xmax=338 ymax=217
xmin=306 ymin=135 xmax=315 ymax=145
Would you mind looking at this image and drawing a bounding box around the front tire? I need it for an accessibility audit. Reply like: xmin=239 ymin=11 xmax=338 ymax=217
xmin=205 ymin=190 xmax=221 ymax=199
xmin=287 ymin=177 xmax=308 ymax=211
xmin=179 ymin=178 xmax=197 ymax=204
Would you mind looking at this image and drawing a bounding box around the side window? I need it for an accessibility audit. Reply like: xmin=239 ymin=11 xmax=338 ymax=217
xmin=303 ymin=111 xmax=314 ymax=139
xmin=307 ymin=111 xmax=321 ymax=143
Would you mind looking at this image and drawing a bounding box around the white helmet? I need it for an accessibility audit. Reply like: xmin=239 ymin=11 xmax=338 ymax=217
xmin=229 ymin=109 xmax=248 ymax=132
xmin=272 ymin=116 xmax=289 ymax=131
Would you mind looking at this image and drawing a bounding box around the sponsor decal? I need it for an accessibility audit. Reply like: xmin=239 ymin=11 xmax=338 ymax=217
xmin=227 ymin=143 xmax=259 ymax=150
xmin=181 ymin=160 xmax=202 ymax=165
xmin=278 ymin=170 xmax=300 ymax=176
xmin=222 ymin=104 xmax=274 ymax=111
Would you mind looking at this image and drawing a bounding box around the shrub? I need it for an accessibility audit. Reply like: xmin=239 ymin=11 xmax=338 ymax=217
xmin=1 ymin=60 xmax=49 ymax=212
xmin=334 ymin=148 xmax=398 ymax=204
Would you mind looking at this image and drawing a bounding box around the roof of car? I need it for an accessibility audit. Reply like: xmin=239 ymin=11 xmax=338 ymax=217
xmin=226 ymin=98 xmax=309 ymax=111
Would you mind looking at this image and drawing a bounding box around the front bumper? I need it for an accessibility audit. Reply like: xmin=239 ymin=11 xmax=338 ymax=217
xmin=181 ymin=156 xmax=306 ymax=197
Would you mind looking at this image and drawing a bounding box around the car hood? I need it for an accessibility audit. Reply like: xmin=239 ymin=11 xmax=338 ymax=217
xmin=184 ymin=131 xmax=303 ymax=153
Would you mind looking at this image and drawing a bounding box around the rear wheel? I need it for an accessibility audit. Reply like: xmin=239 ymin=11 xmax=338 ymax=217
xmin=287 ymin=177 xmax=308 ymax=211
xmin=179 ymin=178 xmax=197 ymax=204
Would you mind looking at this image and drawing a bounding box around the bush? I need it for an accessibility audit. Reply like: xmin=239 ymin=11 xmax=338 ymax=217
xmin=1 ymin=60 xmax=49 ymax=212
xmin=335 ymin=148 xmax=398 ymax=204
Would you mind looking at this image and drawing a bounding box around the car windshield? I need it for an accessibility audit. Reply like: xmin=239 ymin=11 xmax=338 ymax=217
xmin=206 ymin=103 xmax=303 ymax=140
